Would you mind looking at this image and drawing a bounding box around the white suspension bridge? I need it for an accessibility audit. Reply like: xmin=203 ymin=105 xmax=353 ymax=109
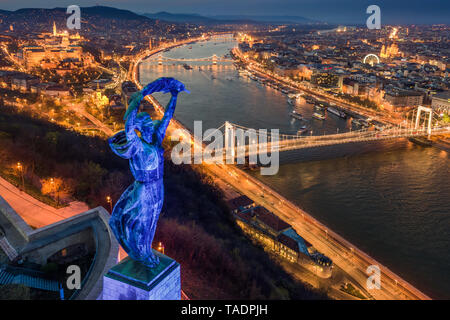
xmin=192 ymin=106 xmax=450 ymax=159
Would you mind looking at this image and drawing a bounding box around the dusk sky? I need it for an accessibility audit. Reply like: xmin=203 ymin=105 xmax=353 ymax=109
xmin=0 ymin=0 xmax=449 ymax=24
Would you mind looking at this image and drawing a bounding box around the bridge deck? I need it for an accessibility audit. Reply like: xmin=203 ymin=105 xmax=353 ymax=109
xmin=222 ymin=125 xmax=450 ymax=157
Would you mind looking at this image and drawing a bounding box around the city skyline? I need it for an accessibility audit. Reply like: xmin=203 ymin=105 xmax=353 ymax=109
xmin=0 ymin=0 xmax=449 ymax=25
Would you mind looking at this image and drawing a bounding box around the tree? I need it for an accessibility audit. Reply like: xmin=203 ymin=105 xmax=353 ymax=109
xmin=41 ymin=177 xmax=64 ymax=205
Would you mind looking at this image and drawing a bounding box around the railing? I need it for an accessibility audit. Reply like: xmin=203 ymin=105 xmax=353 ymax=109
xmin=0 ymin=237 xmax=18 ymax=261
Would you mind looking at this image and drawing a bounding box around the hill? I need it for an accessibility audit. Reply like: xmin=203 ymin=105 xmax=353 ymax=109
xmin=143 ymin=12 xmax=318 ymax=25
xmin=143 ymin=11 xmax=218 ymax=24
xmin=0 ymin=6 xmax=172 ymax=35
xmin=210 ymin=14 xmax=316 ymax=24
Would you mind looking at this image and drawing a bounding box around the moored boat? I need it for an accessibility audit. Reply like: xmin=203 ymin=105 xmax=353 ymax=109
xmin=313 ymin=112 xmax=326 ymax=120
xmin=327 ymin=106 xmax=347 ymax=119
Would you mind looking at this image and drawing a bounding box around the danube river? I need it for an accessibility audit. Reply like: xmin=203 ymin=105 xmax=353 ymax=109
xmin=140 ymin=38 xmax=450 ymax=299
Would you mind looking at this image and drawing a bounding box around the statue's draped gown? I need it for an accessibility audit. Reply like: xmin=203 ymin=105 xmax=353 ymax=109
xmin=109 ymin=130 xmax=165 ymax=267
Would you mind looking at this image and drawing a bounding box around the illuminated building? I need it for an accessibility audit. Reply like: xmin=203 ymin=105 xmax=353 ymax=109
xmin=230 ymin=201 xmax=333 ymax=278
xmin=311 ymin=71 xmax=339 ymax=88
xmin=383 ymin=88 xmax=424 ymax=110
xmin=18 ymin=22 xmax=87 ymax=70
xmin=380 ymin=42 xmax=400 ymax=59
xmin=431 ymin=91 xmax=450 ymax=114
xmin=92 ymin=83 xmax=110 ymax=107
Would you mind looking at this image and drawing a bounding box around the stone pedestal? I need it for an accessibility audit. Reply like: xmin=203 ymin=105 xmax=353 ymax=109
xmin=102 ymin=250 xmax=180 ymax=300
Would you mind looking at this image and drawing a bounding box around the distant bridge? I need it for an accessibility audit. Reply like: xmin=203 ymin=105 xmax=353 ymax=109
xmin=208 ymin=34 xmax=236 ymax=42
xmin=148 ymin=54 xmax=234 ymax=65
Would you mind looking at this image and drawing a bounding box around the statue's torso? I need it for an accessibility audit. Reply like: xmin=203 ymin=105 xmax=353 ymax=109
xmin=130 ymin=141 xmax=164 ymax=183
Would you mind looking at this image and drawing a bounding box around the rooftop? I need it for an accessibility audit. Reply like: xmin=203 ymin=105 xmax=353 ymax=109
xmin=253 ymin=206 xmax=291 ymax=233
xmin=227 ymin=195 xmax=254 ymax=211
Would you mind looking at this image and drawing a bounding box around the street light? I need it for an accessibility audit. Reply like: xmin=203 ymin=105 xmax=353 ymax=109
xmin=17 ymin=162 xmax=25 ymax=191
xmin=50 ymin=178 xmax=60 ymax=206
xmin=106 ymin=196 xmax=113 ymax=213
xmin=156 ymin=242 xmax=165 ymax=254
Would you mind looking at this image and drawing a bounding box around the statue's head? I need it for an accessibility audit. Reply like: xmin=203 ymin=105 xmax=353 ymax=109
xmin=136 ymin=112 xmax=155 ymax=144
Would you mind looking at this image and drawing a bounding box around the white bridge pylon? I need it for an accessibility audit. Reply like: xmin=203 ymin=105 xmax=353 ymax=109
xmin=415 ymin=106 xmax=433 ymax=136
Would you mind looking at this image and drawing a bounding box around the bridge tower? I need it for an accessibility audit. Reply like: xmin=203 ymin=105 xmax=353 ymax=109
xmin=212 ymin=54 xmax=218 ymax=65
xmin=224 ymin=121 xmax=235 ymax=162
xmin=157 ymin=54 xmax=163 ymax=65
xmin=414 ymin=106 xmax=433 ymax=137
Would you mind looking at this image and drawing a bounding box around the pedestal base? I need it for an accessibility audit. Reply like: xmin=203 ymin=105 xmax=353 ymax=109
xmin=102 ymin=250 xmax=180 ymax=300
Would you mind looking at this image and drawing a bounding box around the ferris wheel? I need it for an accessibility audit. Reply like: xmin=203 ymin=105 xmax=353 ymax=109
xmin=363 ymin=54 xmax=380 ymax=66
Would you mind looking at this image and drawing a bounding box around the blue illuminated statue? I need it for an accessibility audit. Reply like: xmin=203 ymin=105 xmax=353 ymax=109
xmin=108 ymin=77 xmax=188 ymax=268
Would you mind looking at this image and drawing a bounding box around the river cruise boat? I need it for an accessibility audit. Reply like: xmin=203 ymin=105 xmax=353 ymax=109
xmin=314 ymin=104 xmax=326 ymax=111
xmin=327 ymin=107 xmax=347 ymax=119
xmin=313 ymin=112 xmax=326 ymax=120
